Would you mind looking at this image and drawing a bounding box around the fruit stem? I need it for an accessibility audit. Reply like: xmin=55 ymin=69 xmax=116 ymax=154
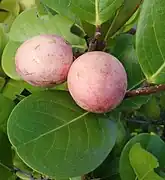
xmin=88 ymin=25 xmax=102 ymax=52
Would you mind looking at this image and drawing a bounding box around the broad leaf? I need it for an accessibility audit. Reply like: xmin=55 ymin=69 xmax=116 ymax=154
xmin=7 ymin=90 xmax=117 ymax=179
xmin=9 ymin=8 xmax=87 ymax=50
xmin=129 ymin=143 xmax=163 ymax=180
xmin=136 ymin=0 xmax=165 ymax=84
xmin=41 ymin=0 xmax=124 ymax=26
xmin=110 ymin=34 xmax=145 ymax=90
xmin=119 ymin=133 xmax=165 ymax=180
xmin=0 ymin=131 xmax=13 ymax=179
xmin=1 ymin=40 xmax=22 ymax=80
xmin=105 ymin=0 xmax=142 ymax=38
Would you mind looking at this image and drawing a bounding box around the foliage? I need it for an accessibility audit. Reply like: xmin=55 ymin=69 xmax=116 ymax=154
xmin=0 ymin=0 xmax=165 ymax=180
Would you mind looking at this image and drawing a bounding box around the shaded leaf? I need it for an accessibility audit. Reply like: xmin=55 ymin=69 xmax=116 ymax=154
xmin=129 ymin=143 xmax=163 ymax=180
xmin=114 ymin=95 xmax=150 ymax=112
xmin=0 ymin=131 xmax=13 ymax=179
xmin=1 ymin=40 xmax=22 ymax=80
xmin=41 ymin=0 xmax=124 ymax=25
xmin=105 ymin=0 xmax=142 ymax=38
xmin=9 ymin=8 xmax=87 ymax=50
xmin=2 ymin=79 xmax=24 ymax=100
xmin=139 ymin=96 xmax=160 ymax=119
xmin=119 ymin=133 xmax=165 ymax=180
xmin=0 ymin=77 xmax=5 ymax=91
xmin=7 ymin=90 xmax=117 ymax=179
xmin=0 ymin=93 xmax=15 ymax=131
xmin=136 ymin=0 xmax=165 ymax=84
xmin=110 ymin=34 xmax=145 ymax=90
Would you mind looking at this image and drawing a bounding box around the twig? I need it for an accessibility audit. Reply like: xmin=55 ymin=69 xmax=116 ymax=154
xmin=125 ymin=84 xmax=165 ymax=98
xmin=88 ymin=26 xmax=101 ymax=52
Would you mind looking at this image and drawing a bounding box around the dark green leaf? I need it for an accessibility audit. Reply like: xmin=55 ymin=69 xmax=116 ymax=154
xmin=1 ymin=40 xmax=22 ymax=80
xmin=119 ymin=133 xmax=165 ymax=180
xmin=0 ymin=77 xmax=5 ymax=91
xmin=9 ymin=8 xmax=87 ymax=50
xmin=136 ymin=0 xmax=165 ymax=84
xmin=110 ymin=34 xmax=145 ymax=90
xmin=114 ymin=95 xmax=150 ymax=112
xmin=139 ymin=96 xmax=160 ymax=119
xmin=129 ymin=143 xmax=163 ymax=180
xmin=41 ymin=0 xmax=124 ymax=25
xmin=0 ymin=94 xmax=15 ymax=131
xmin=7 ymin=90 xmax=117 ymax=179
xmin=105 ymin=0 xmax=142 ymax=38
xmin=0 ymin=131 xmax=13 ymax=179
xmin=92 ymin=155 xmax=120 ymax=180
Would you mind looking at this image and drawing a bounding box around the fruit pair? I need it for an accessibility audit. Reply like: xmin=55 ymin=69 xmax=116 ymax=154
xmin=15 ymin=34 xmax=127 ymax=113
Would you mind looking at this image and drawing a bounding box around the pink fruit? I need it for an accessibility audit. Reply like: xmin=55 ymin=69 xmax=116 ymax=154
xmin=15 ymin=34 xmax=73 ymax=87
xmin=67 ymin=51 xmax=127 ymax=113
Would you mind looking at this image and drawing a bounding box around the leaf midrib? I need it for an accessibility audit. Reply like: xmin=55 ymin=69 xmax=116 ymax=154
xmin=21 ymin=111 xmax=89 ymax=146
xmin=149 ymin=4 xmax=165 ymax=81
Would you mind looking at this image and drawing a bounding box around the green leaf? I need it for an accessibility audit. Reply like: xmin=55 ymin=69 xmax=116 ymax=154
xmin=7 ymin=90 xmax=117 ymax=179
xmin=0 ymin=0 xmax=20 ymax=14
xmin=9 ymin=8 xmax=87 ymax=49
xmin=0 ymin=77 xmax=5 ymax=91
xmin=114 ymin=95 xmax=150 ymax=112
xmin=92 ymin=155 xmax=120 ymax=180
xmin=121 ymin=9 xmax=140 ymax=33
xmin=110 ymin=34 xmax=145 ymax=90
xmin=136 ymin=0 xmax=165 ymax=84
xmin=0 ymin=131 xmax=13 ymax=179
xmin=105 ymin=0 xmax=142 ymax=38
xmin=2 ymin=79 xmax=24 ymax=100
xmin=0 ymin=94 xmax=15 ymax=129
xmin=119 ymin=133 xmax=165 ymax=180
xmin=1 ymin=40 xmax=22 ymax=80
xmin=139 ymin=96 xmax=160 ymax=119
xmin=129 ymin=143 xmax=163 ymax=180
xmin=0 ymin=25 xmax=8 ymax=56
xmin=41 ymin=0 xmax=124 ymax=26
xmin=0 ymin=0 xmax=20 ymax=32
xmin=113 ymin=119 xmax=128 ymax=156
xmin=18 ymin=0 xmax=36 ymax=11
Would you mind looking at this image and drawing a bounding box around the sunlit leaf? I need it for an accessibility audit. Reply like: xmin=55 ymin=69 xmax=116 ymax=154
xmin=9 ymin=8 xmax=87 ymax=50
xmin=41 ymin=0 xmax=124 ymax=25
xmin=1 ymin=40 xmax=22 ymax=80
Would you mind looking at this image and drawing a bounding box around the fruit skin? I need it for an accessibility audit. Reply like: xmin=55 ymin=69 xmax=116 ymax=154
xmin=15 ymin=34 xmax=73 ymax=87
xmin=67 ymin=51 xmax=127 ymax=113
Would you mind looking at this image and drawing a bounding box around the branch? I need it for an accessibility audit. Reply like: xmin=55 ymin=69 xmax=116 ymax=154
xmin=125 ymin=84 xmax=165 ymax=98
xmin=88 ymin=26 xmax=102 ymax=52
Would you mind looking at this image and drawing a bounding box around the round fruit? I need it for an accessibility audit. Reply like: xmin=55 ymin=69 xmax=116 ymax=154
xmin=15 ymin=34 xmax=73 ymax=87
xmin=67 ymin=51 xmax=127 ymax=113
